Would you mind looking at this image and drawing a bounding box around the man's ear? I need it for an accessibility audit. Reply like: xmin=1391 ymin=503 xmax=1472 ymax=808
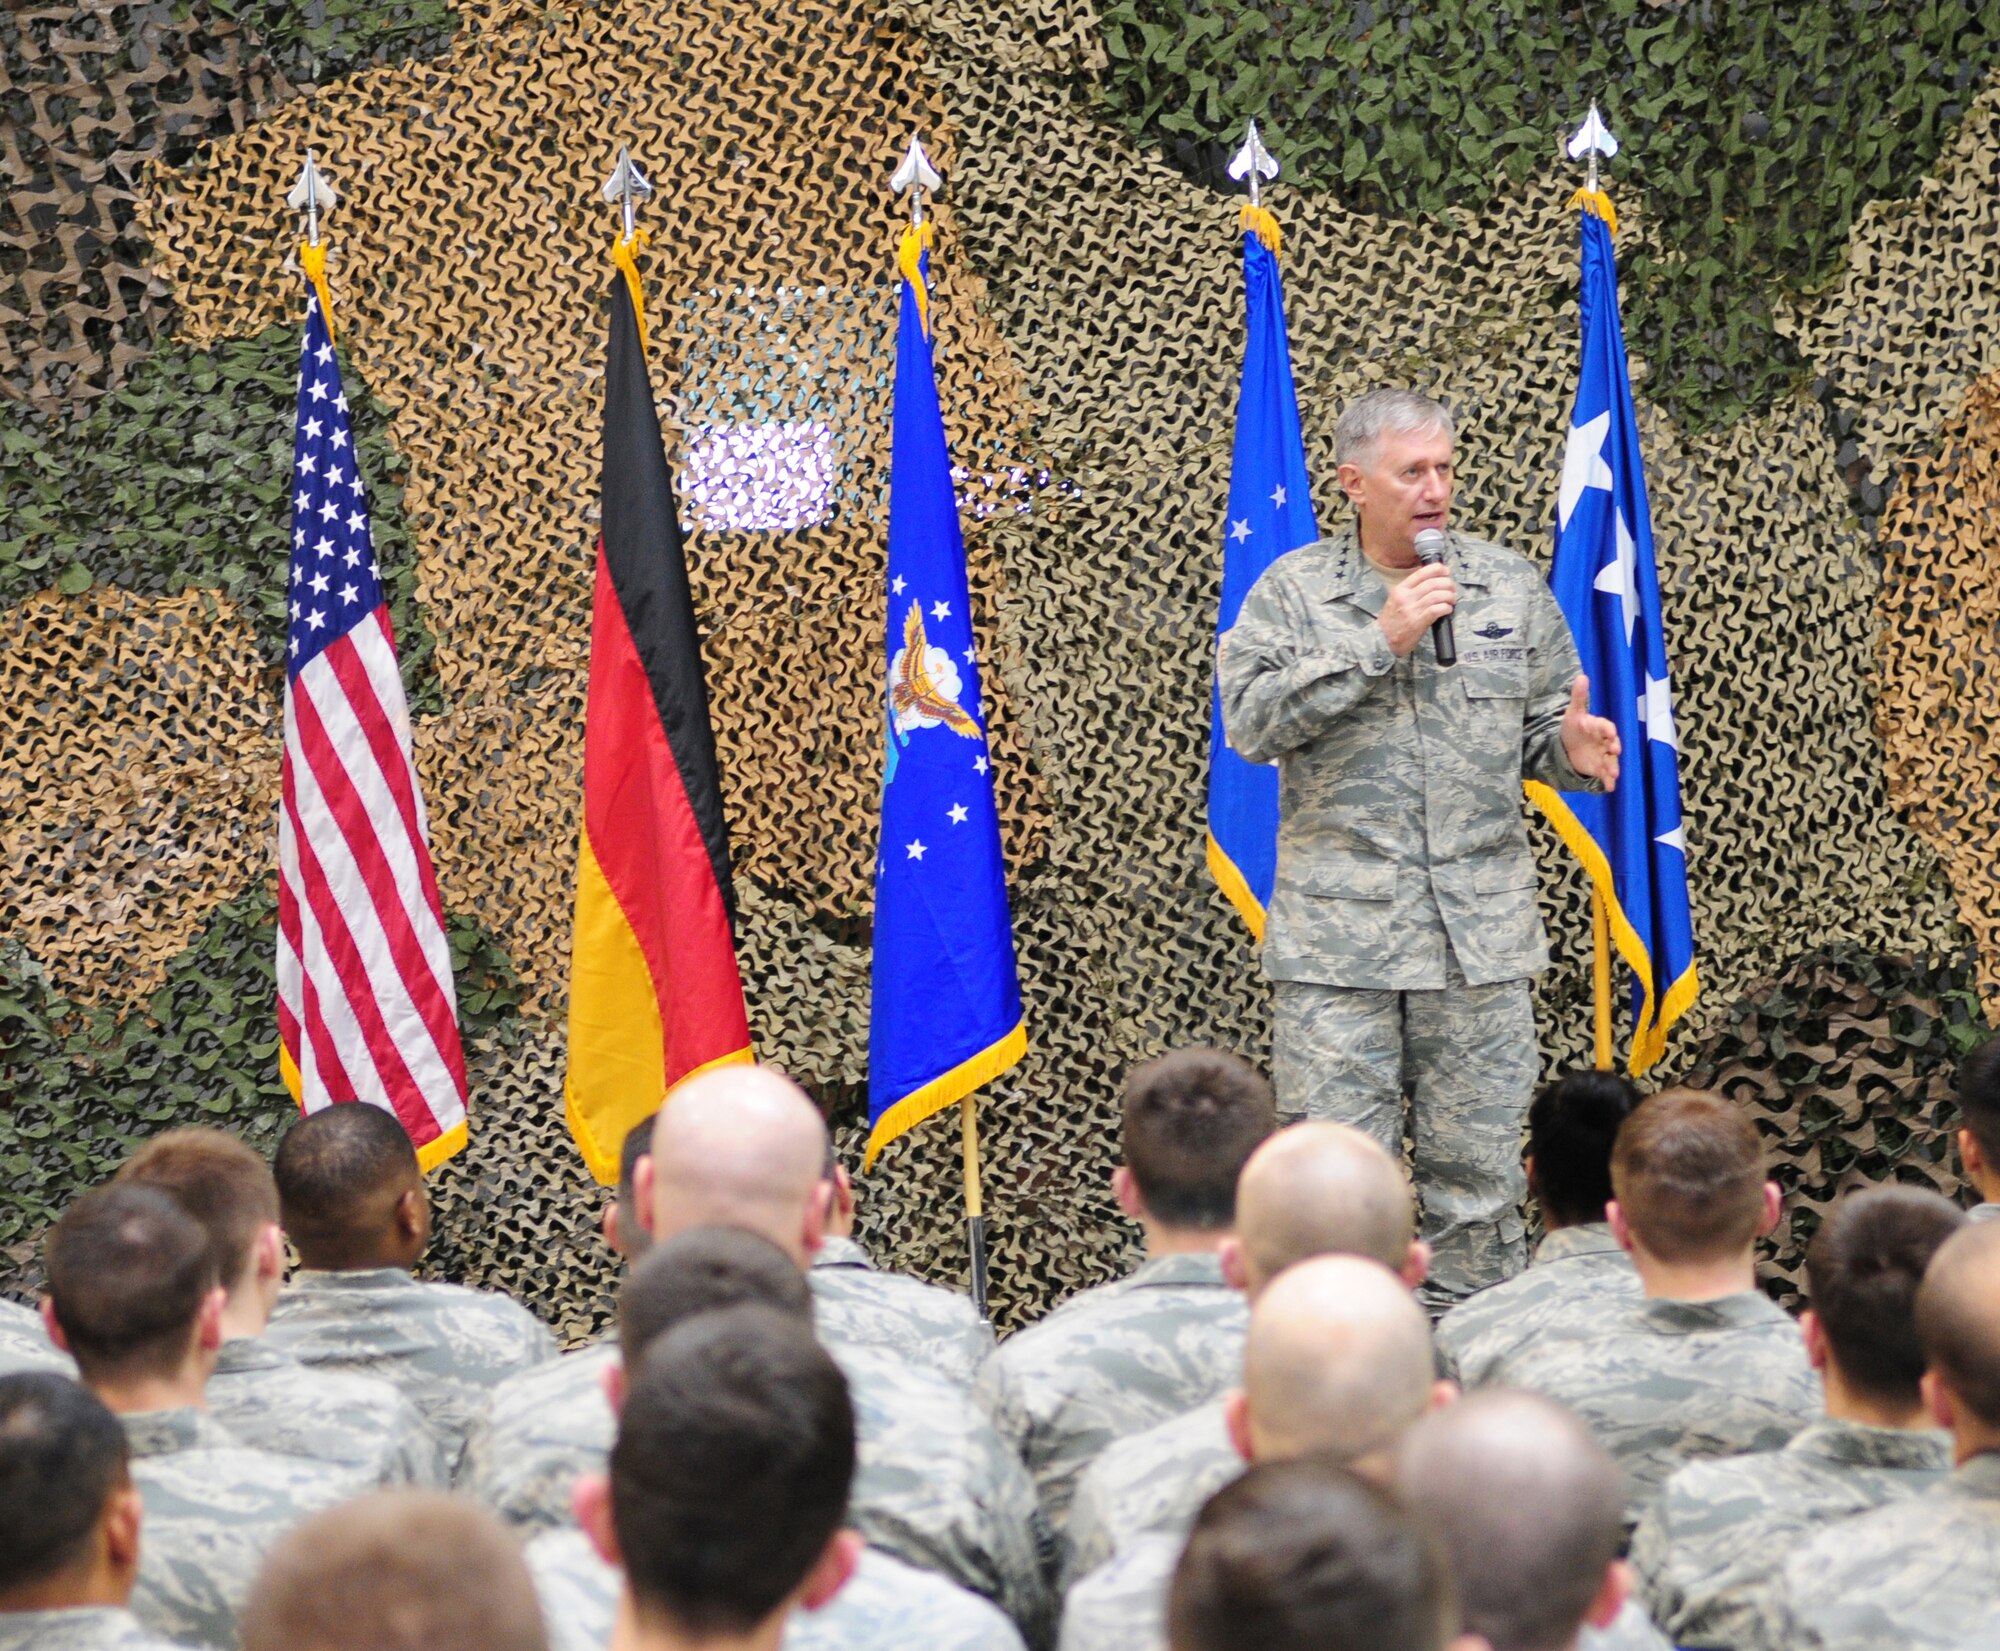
xmin=40 ymin=1298 xmax=69 ymax=1355
xmin=1111 ymin=1166 xmax=1143 ymax=1222
xmin=1427 ymin=1378 xmax=1460 ymax=1414
xmin=1223 ymin=1389 xmax=1254 ymax=1464
xmin=600 ymin=1198 xmax=623 ymax=1258
xmin=103 ymin=1482 xmax=144 ymax=1577
xmin=574 ymin=1473 xmax=621 ymax=1568
xmin=803 ymin=1179 xmax=833 ymax=1257
xmin=1218 ymin=1237 xmax=1249 ymax=1295
xmin=1959 ymin=1127 xmax=1987 ymax=1180
xmin=254 ymin=1222 xmax=286 ymax=1285
xmin=599 ymin=1359 xmax=627 ymax=1418
xmin=1400 ymin=1240 xmax=1432 ymax=1293
xmin=1756 ymin=1181 xmax=1783 ymax=1239
xmin=1606 ymin=1200 xmax=1636 ymax=1256
xmin=1801 ymin=1309 xmax=1829 ymax=1374
xmin=833 ymin=1166 xmax=857 ymax=1224
xmin=797 ymin=1528 xmax=863 ymax=1613
xmin=1522 ymin=1153 xmax=1540 ymax=1204
xmin=1922 ymin=1369 xmax=1956 ymax=1433
xmin=395 ymin=1186 xmax=426 ymax=1243
xmin=195 ymin=1285 xmax=227 ymax=1352
xmin=1336 ymin=461 xmax=1365 ymax=507
xmin=632 ymin=1155 xmax=658 ymax=1239
xmin=1585 ymin=1559 xmax=1632 ymax=1631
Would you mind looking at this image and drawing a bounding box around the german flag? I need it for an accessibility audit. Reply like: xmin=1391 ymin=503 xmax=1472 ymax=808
xmin=564 ymin=255 xmax=751 ymax=1184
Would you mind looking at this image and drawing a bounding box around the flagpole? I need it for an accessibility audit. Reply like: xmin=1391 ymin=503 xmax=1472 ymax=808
xmin=1592 ymin=888 xmax=1614 ymax=1071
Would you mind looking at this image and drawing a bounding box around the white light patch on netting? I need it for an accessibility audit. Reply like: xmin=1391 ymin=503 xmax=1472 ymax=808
xmin=679 ymin=420 xmax=840 ymax=532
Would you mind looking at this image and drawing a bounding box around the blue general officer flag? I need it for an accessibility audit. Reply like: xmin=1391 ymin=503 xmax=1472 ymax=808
xmin=866 ymin=223 xmax=1026 ymax=1167
xmin=1208 ymin=209 xmax=1319 ymax=938
xmin=1526 ymin=193 xmax=1697 ymax=1074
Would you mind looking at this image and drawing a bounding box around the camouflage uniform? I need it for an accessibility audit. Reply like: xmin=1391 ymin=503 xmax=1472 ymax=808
xmin=527 ymin=1530 xmax=1028 ymax=1651
xmin=1770 ymin=1451 xmax=2000 ymax=1651
xmin=207 ymin=1336 xmax=444 ymax=1487
xmin=1434 ymin=1223 xmax=1639 ymax=1386
xmin=974 ymin=1252 xmax=1245 ymax=1535
xmin=264 ymin=1266 xmax=556 ymax=1469
xmin=1967 ymin=1201 xmax=1999 ymax=1223
xmin=462 ymin=1336 xmax=1048 ymax=1638
xmin=0 ymin=1608 xmax=190 ymax=1650
xmin=0 ymin=1296 xmax=70 ymax=1376
xmin=1631 ymin=1417 xmax=1949 ymax=1651
xmin=1218 ymin=528 xmax=1597 ymax=1304
xmin=120 ymin=1408 xmax=356 ymax=1651
xmin=1065 ymin=1397 xmax=1238 ymax=1582
xmin=810 ymin=1237 xmax=993 ymax=1388
xmin=1496 ymin=1293 xmax=1821 ymax=1531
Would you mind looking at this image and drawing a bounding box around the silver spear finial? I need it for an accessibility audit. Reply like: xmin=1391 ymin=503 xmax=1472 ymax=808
xmin=600 ymin=146 xmax=654 ymax=242
xmin=287 ymin=150 xmax=338 ymax=247
xmin=1567 ymin=102 xmax=1619 ymax=195
xmin=1228 ymin=121 xmax=1280 ymax=208
xmin=892 ymin=135 xmax=942 ymax=227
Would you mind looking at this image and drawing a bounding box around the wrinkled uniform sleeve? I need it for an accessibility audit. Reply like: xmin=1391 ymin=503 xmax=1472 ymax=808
xmin=1626 ymin=1501 xmax=1682 ymax=1639
xmin=1218 ymin=559 xmax=1393 ymax=765
xmin=1521 ymin=577 xmax=1601 ymax=794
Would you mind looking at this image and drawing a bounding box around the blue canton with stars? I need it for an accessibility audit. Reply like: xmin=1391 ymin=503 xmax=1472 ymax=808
xmin=1543 ymin=205 xmax=1697 ymax=1068
xmin=866 ymin=249 xmax=1024 ymax=1152
xmin=287 ymin=293 xmax=381 ymax=678
xmin=1208 ymin=227 xmax=1318 ymax=933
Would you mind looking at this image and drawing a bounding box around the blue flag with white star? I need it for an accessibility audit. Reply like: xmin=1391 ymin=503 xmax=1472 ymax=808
xmin=1208 ymin=220 xmax=1318 ymax=938
xmin=1528 ymin=199 xmax=1697 ymax=1074
xmin=866 ymin=236 xmax=1025 ymax=1167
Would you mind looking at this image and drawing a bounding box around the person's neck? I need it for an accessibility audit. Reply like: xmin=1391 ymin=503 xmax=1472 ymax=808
xmin=217 ymin=1278 xmax=274 ymax=1342
xmin=1541 ymin=1210 xmax=1601 ymax=1234
xmin=1630 ymin=1246 xmax=1757 ymax=1303
xmin=1951 ymin=1414 xmax=2000 ymax=1467
xmin=299 ymin=1251 xmax=410 ymax=1274
xmin=1356 ymin=517 xmax=1419 ymax=570
xmin=1142 ymin=1222 xmax=1226 ymax=1260
xmin=609 ymin=1591 xmax=787 ymax=1651
xmin=1972 ymin=1173 xmax=2000 ymax=1208
xmin=1821 ymin=1363 xmax=1932 ymax=1432
xmin=0 ymin=1567 xmax=127 ymax=1614
xmin=88 ymin=1366 xmax=207 ymax=1416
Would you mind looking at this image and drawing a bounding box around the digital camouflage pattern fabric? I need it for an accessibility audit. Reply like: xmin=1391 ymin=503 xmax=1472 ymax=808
xmin=1434 ymin=1223 xmax=1640 ymax=1385
xmin=527 ymin=1529 xmax=1030 ymax=1651
xmin=206 ymin=1336 xmax=444 ymax=1487
xmin=1064 ymin=1395 xmax=1238 ymax=1581
xmin=1496 ymin=1292 xmax=1822 ymax=1530
xmin=0 ymin=1607 xmax=192 ymax=1651
xmin=264 ymin=1266 xmax=556 ymax=1468
xmin=1631 ymin=1417 xmax=1950 ymax=1651
xmin=0 ymin=1297 xmax=70 ymax=1377
xmin=1768 ymin=1450 xmax=2000 ymax=1651
xmin=120 ymin=1408 xmax=356 ymax=1651
xmin=809 ymin=1237 xmax=993 ymax=1388
xmin=458 ymin=1340 xmax=619 ymax=1528
xmin=973 ymin=1251 xmax=1246 ymax=1533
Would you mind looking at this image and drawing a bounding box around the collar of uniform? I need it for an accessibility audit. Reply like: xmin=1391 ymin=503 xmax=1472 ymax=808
xmin=812 ymin=1237 xmax=873 ymax=1271
xmin=1949 ymin=1451 xmax=2000 ymax=1498
xmin=1126 ymin=1251 xmax=1230 ymax=1289
xmin=0 ymin=1607 xmax=149 ymax=1646
xmin=1967 ymin=1201 xmax=2000 ymax=1224
xmin=1784 ymin=1416 xmax=1952 ymax=1473
xmin=119 ymin=1406 xmax=235 ymax=1458
xmin=286 ymin=1266 xmax=416 ymax=1293
xmin=1633 ymin=1291 xmax=1788 ymax=1334
xmin=1320 ymin=526 xmax=1498 ymax=602
xmin=1532 ymin=1223 xmax=1623 ymax=1265
xmin=214 ymin=1337 xmax=293 ymax=1375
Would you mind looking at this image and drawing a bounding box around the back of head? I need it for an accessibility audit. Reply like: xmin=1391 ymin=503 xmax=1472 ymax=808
xmin=1957 ymin=1038 xmax=2000 ymax=1173
xmin=1395 ymin=1391 xmax=1623 ymax=1651
xmin=1237 ymin=1123 xmax=1415 ymax=1287
xmin=649 ymin=1067 xmax=829 ymax=1262
xmin=1168 ymin=1458 xmax=1457 ymax=1651
xmin=1122 ymin=1048 xmax=1276 ymax=1231
xmin=117 ymin=1128 xmax=278 ymax=1292
xmin=619 ymin=1224 xmax=814 ymax=1364
xmin=1529 ymin=1070 xmax=1642 ymax=1229
xmin=0 ymin=1373 xmax=130 ymax=1599
xmin=1244 ymin=1255 xmax=1435 ymax=1466
xmin=1806 ymin=1186 xmax=1966 ymax=1410
xmin=46 ymin=1184 xmax=216 ymax=1381
xmin=274 ymin=1104 xmax=422 ymax=1270
xmin=1610 ymin=1088 xmax=1764 ymax=1264
xmin=240 ymin=1491 xmax=545 ymax=1651
xmin=613 ymin=1304 xmax=855 ymax=1636
xmin=1915 ymin=1219 xmax=2000 ymax=1430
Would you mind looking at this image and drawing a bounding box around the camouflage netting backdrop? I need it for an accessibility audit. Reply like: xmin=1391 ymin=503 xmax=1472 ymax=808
xmin=5 ymin=0 xmax=2000 ymax=1332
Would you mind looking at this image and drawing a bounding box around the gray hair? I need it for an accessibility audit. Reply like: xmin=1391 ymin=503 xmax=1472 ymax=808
xmin=1335 ymin=388 xmax=1455 ymax=467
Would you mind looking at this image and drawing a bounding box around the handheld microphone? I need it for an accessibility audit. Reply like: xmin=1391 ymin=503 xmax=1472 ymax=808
xmin=1413 ymin=528 xmax=1456 ymax=668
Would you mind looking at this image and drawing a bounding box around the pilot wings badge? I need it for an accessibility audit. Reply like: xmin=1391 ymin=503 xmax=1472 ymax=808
xmin=885 ymin=601 xmax=981 ymax=784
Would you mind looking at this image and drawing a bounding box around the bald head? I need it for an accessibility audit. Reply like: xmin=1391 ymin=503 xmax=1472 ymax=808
xmin=1396 ymin=1392 xmax=1625 ymax=1651
xmin=1917 ymin=1219 xmax=2000 ymax=1433
xmin=647 ymin=1067 xmax=831 ymax=1267
xmin=1232 ymin=1124 xmax=1418 ymax=1295
xmin=1239 ymin=1256 xmax=1437 ymax=1472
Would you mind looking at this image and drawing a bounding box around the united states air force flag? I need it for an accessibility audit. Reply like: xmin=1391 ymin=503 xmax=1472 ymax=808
xmin=866 ymin=225 xmax=1026 ymax=1167
xmin=1207 ymin=208 xmax=1318 ymax=938
xmin=1525 ymin=192 xmax=1697 ymax=1074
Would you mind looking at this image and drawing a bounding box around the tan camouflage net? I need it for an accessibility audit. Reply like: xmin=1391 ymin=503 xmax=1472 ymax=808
xmin=6 ymin=1 xmax=1998 ymax=1330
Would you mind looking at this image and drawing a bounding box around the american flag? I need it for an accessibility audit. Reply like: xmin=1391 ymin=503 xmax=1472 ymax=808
xmin=277 ymin=287 xmax=469 ymax=1164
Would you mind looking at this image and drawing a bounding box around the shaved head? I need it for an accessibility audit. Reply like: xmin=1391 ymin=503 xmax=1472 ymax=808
xmin=1235 ymin=1124 xmax=1416 ymax=1294
xmin=648 ymin=1067 xmax=830 ymax=1267
xmin=1916 ymin=1219 xmax=2000 ymax=1429
xmin=1242 ymin=1256 xmax=1436 ymax=1470
xmin=1396 ymin=1392 xmax=1624 ymax=1651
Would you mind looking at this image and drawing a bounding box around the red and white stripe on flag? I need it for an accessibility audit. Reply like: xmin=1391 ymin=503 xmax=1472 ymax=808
xmin=278 ymin=284 xmax=467 ymax=1169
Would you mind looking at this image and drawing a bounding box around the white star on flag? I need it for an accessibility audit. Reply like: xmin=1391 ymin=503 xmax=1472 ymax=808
xmin=906 ymin=840 xmax=927 ymax=860
xmin=1230 ymin=518 xmax=1251 ymax=542
xmin=948 ymin=803 xmax=969 ymax=824
xmin=1558 ymin=410 xmax=1613 ymax=530
xmin=1270 ymin=485 xmax=1287 ymax=507
xmin=309 ymin=379 xmax=328 ymax=402
xmin=1638 ymin=671 xmax=1679 ymax=750
xmin=892 ymin=575 xmax=907 ymax=594
xmin=1655 ymin=825 xmax=1687 ymax=852
xmin=309 ymin=571 xmax=330 ymax=595
xmin=930 ymin=600 xmax=951 ymax=621
xmin=973 ymin=754 xmax=989 ymax=775
xmin=1594 ymin=509 xmax=1640 ymax=644
xmin=340 ymin=584 xmax=359 ymax=604
xmin=304 ymin=417 xmax=323 ymax=439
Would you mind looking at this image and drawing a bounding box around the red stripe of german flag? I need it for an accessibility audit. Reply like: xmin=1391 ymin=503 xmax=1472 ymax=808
xmin=564 ymin=272 xmax=751 ymax=1184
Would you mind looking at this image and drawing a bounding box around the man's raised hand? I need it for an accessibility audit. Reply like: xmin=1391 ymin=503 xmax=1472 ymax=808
xmin=1559 ymin=674 xmax=1621 ymax=787
xmin=1377 ymin=563 xmax=1458 ymax=657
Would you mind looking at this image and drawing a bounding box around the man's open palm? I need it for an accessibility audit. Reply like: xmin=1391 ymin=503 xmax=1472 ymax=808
xmin=1560 ymin=674 xmax=1621 ymax=787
